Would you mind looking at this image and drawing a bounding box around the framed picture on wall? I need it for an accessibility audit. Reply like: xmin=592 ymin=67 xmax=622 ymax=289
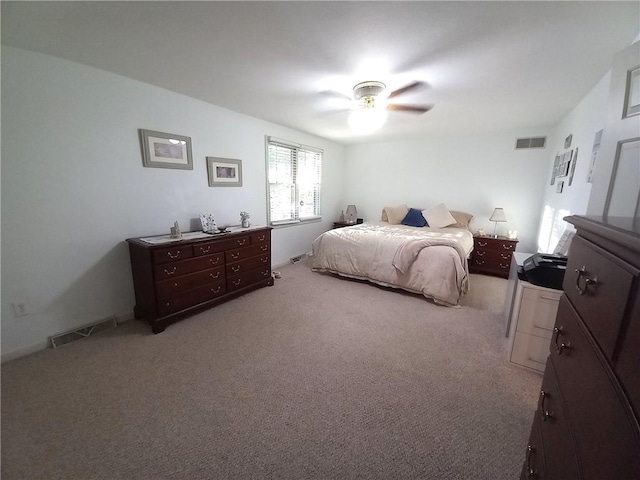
xmin=139 ymin=129 xmax=193 ymax=170
xmin=623 ymin=66 xmax=640 ymax=119
xmin=207 ymin=157 xmax=243 ymax=187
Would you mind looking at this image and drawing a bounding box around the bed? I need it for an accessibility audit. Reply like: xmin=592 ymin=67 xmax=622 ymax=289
xmin=311 ymin=205 xmax=474 ymax=306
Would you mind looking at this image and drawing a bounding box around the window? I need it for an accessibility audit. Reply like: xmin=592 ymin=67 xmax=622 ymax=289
xmin=266 ymin=136 xmax=322 ymax=226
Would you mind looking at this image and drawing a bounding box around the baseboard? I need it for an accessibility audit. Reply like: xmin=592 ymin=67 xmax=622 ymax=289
xmin=1 ymin=340 xmax=49 ymax=363
xmin=1 ymin=312 xmax=136 ymax=363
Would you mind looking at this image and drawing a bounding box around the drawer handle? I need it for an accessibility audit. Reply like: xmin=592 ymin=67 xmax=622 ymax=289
xmin=232 ymin=265 xmax=240 ymax=273
xmin=258 ymin=235 xmax=265 ymax=241
xmin=499 ymin=263 xmax=509 ymax=269
xmin=476 ymin=251 xmax=486 ymax=257
xmin=209 ymin=257 xmax=220 ymax=265
xmin=210 ymin=272 xmax=220 ymax=279
xmin=553 ymin=326 xmax=571 ymax=355
xmin=211 ymin=286 xmax=221 ymax=294
xmin=231 ymin=253 xmax=240 ymax=259
xmin=261 ymin=257 xmax=269 ymax=263
xmin=475 ymin=259 xmax=485 ymax=265
xmin=232 ymin=279 xmax=242 ymax=286
xmin=575 ymin=266 xmax=598 ymax=295
xmin=539 ymin=390 xmax=552 ymax=421
xmin=526 ymin=445 xmax=536 ymax=476
xmin=167 ymin=250 xmax=180 ymax=259
xmin=539 ymin=295 xmax=558 ymax=301
xmin=200 ymin=246 xmax=211 ymax=254
xmin=478 ymin=241 xmax=488 ymax=247
xmin=261 ymin=245 xmax=268 ymax=251
xmin=500 ymin=253 xmax=510 ymax=259
xmin=237 ymin=239 xmax=247 ymax=246
xmin=262 ymin=269 xmax=270 ymax=276
xmin=502 ymin=244 xmax=513 ymax=250
xmin=164 ymin=267 xmax=177 ymax=276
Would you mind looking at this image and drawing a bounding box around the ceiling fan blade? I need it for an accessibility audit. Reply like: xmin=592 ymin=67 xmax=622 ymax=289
xmin=386 ymin=104 xmax=432 ymax=114
xmin=387 ymin=81 xmax=426 ymax=99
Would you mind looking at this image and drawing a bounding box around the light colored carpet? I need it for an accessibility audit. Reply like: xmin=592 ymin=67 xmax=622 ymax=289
xmin=2 ymin=260 xmax=541 ymax=479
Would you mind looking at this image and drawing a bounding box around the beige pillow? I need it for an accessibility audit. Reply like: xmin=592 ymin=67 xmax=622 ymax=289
xmin=449 ymin=211 xmax=474 ymax=229
xmin=383 ymin=204 xmax=409 ymax=224
xmin=422 ymin=203 xmax=457 ymax=229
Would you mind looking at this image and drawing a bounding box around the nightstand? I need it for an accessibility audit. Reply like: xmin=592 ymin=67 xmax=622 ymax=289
xmin=469 ymin=235 xmax=518 ymax=278
xmin=332 ymin=221 xmax=355 ymax=229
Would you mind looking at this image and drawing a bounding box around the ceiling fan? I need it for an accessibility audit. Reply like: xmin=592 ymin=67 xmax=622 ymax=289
xmin=352 ymin=80 xmax=432 ymax=114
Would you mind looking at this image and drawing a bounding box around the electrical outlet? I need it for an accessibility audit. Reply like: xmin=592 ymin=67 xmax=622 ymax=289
xmin=13 ymin=302 xmax=28 ymax=317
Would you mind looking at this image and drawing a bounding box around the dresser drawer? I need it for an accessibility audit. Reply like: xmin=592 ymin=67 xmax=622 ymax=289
xmin=226 ymin=242 xmax=271 ymax=263
xmin=564 ymin=236 xmax=635 ymax=359
xmin=155 ymin=266 xmax=225 ymax=299
xmin=474 ymin=237 xmax=517 ymax=252
xmin=510 ymin=332 xmax=549 ymax=372
xmin=516 ymin=286 xmax=561 ymax=339
xmin=153 ymin=253 xmax=224 ymax=280
xmin=537 ymin=361 xmax=580 ymax=479
xmin=520 ymin=414 xmax=545 ymax=479
xmin=226 ymin=253 xmax=270 ymax=276
xmin=190 ymin=280 xmax=226 ymax=304
xmin=227 ymin=267 xmax=272 ymax=293
xmin=152 ymin=245 xmax=193 ymax=264
xmin=251 ymin=230 xmax=270 ymax=244
xmin=550 ymin=298 xmax=640 ymax=479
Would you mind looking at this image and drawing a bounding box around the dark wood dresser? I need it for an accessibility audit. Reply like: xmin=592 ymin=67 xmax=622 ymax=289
xmin=469 ymin=235 xmax=518 ymax=278
xmin=520 ymin=216 xmax=640 ymax=479
xmin=127 ymin=227 xmax=273 ymax=333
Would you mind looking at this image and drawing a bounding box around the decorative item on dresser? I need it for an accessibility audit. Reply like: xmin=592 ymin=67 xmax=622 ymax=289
xmin=469 ymin=235 xmax=518 ymax=278
xmin=127 ymin=227 xmax=273 ymax=334
xmin=520 ymin=215 xmax=640 ymax=479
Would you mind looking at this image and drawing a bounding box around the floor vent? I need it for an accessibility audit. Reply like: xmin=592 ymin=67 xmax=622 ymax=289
xmin=515 ymin=137 xmax=546 ymax=149
xmin=290 ymin=254 xmax=305 ymax=264
xmin=50 ymin=316 xmax=118 ymax=348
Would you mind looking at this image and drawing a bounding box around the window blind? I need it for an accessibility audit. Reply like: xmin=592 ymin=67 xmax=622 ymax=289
xmin=266 ymin=137 xmax=322 ymax=226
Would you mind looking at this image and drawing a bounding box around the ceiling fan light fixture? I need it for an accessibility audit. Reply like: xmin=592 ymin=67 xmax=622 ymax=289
xmin=349 ymin=108 xmax=387 ymax=133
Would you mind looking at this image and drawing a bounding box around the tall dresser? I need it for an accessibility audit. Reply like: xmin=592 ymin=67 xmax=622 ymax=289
xmin=520 ymin=216 xmax=640 ymax=479
xmin=127 ymin=227 xmax=273 ymax=333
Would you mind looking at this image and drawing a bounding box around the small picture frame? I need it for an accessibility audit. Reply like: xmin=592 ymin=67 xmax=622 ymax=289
xmin=564 ymin=134 xmax=573 ymax=149
xmin=139 ymin=129 xmax=193 ymax=170
xmin=207 ymin=157 xmax=243 ymax=187
xmin=623 ymin=66 xmax=640 ymax=119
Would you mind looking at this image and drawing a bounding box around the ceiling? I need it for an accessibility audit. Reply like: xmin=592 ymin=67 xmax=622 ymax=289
xmin=2 ymin=1 xmax=638 ymax=144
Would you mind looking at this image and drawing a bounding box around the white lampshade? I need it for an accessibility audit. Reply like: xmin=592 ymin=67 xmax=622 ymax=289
xmin=489 ymin=208 xmax=507 ymax=223
xmin=345 ymin=204 xmax=358 ymax=223
xmin=489 ymin=207 xmax=507 ymax=237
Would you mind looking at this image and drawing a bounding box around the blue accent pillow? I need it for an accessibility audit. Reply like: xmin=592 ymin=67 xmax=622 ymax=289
xmin=401 ymin=208 xmax=428 ymax=227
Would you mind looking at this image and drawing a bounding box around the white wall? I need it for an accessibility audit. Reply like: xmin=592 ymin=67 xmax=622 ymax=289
xmin=587 ymin=41 xmax=640 ymax=216
xmin=342 ymin=132 xmax=551 ymax=253
xmin=1 ymin=46 xmax=344 ymax=359
xmin=536 ymin=72 xmax=611 ymax=251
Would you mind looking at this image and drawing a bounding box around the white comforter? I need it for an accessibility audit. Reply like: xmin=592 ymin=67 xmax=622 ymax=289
xmin=311 ymin=221 xmax=474 ymax=306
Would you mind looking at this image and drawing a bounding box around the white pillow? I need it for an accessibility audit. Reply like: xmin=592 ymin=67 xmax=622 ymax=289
xmin=422 ymin=203 xmax=457 ymax=229
xmin=384 ymin=204 xmax=409 ymax=224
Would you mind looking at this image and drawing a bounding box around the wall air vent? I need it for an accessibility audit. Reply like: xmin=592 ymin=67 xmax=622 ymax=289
xmin=515 ymin=137 xmax=547 ymax=149
xmin=50 ymin=316 xmax=117 ymax=348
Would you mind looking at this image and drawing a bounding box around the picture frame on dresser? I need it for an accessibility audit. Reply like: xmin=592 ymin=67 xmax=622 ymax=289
xmin=207 ymin=157 xmax=243 ymax=187
xmin=139 ymin=129 xmax=193 ymax=170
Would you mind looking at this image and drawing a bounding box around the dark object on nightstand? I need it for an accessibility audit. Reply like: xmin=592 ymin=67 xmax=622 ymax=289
xmin=332 ymin=221 xmax=354 ymax=229
xmin=469 ymin=235 xmax=518 ymax=278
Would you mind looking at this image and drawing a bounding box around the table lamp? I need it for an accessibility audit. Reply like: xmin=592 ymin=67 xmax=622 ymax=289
xmin=346 ymin=205 xmax=358 ymax=224
xmin=489 ymin=208 xmax=507 ymax=238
